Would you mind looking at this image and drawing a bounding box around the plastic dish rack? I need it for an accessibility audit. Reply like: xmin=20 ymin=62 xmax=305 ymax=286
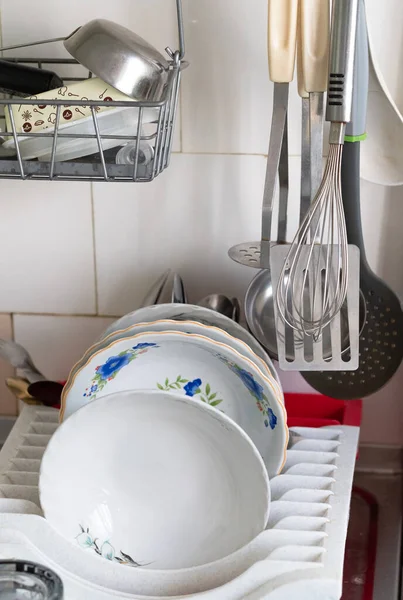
xmin=0 ymin=0 xmax=184 ymax=183
xmin=0 ymin=405 xmax=359 ymax=600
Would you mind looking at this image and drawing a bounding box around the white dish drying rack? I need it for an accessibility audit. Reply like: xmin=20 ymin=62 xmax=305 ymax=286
xmin=0 ymin=405 xmax=359 ymax=599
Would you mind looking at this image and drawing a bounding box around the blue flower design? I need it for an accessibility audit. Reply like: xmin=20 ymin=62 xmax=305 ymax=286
xmin=101 ymin=541 xmax=115 ymax=561
xmin=132 ymin=343 xmax=157 ymax=350
xmin=236 ymin=367 xmax=264 ymax=401
xmin=98 ymin=354 xmax=131 ymax=379
xmin=184 ymin=378 xmax=202 ymax=397
xmin=267 ymin=408 xmax=277 ymax=430
xmin=90 ymin=384 xmax=98 ymax=393
xmin=76 ymin=531 xmax=94 ymax=548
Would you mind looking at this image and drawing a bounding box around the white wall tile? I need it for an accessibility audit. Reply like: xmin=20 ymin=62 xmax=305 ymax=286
xmin=359 ymin=361 xmax=403 ymax=445
xmin=0 ymin=0 xmax=181 ymax=151
xmin=93 ymin=153 xmax=303 ymax=316
xmin=13 ymin=315 xmax=116 ymax=381
xmin=181 ymin=0 xmax=301 ymax=155
xmin=0 ymin=180 xmax=95 ymax=314
xmin=0 ymin=0 xmax=178 ymax=58
xmin=0 ymin=314 xmax=18 ymax=416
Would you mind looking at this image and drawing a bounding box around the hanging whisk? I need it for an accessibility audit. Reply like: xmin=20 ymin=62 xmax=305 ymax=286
xmin=276 ymin=0 xmax=359 ymax=341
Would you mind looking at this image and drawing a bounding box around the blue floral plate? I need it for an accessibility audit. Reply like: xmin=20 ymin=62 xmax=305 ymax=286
xmin=68 ymin=319 xmax=283 ymax=404
xmin=61 ymin=330 xmax=287 ymax=477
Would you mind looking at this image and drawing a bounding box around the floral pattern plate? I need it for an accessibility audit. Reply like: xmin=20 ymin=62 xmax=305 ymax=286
xmin=62 ymin=331 xmax=287 ymax=477
xmin=68 ymin=319 xmax=283 ymax=404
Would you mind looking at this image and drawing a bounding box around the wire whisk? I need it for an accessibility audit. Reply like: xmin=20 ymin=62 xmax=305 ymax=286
xmin=276 ymin=123 xmax=348 ymax=341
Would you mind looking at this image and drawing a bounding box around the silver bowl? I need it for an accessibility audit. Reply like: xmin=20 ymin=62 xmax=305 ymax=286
xmin=64 ymin=19 xmax=169 ymax=101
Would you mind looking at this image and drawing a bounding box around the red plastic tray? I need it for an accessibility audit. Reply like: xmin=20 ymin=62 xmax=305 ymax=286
xmin=284 ymin=393 xmax=362 ymax=428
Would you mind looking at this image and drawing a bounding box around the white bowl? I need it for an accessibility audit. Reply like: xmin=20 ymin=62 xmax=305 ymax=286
xmin=68 ymin=318 xmax=283 ymax=403
xmin=40 ymin=390 xmax=270 ymax=570
xmin=61 ymin=330 xmax=288 ymax=477
xmin=98 ymin=303 xmax=280 ymax=385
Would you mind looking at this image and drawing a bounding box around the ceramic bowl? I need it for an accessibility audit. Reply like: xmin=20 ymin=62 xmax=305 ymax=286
xmin=40 ymin=390 xmax=270 ymax=570
xmin=98 ymin=303 xmax=280 ymax=385
xmin=68 ymin=319 xmax=283 ymax=403
xmin=61 ymin=330 xmax=287 ymax=477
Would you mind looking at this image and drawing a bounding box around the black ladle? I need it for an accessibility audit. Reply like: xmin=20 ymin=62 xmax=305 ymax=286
xmin=302 ymin=2 xmax=403 ymax=399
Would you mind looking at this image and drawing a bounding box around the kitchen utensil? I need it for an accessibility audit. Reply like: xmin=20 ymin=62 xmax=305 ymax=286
xmin=228 ymin=0 xmax=298 ymax=268
xmin=273 ymin=0 xmax=360 ymax=370
xmin=5 ymin=377 xmax=37 ymax=405
xmin=300 ymin=0 xmax=329 ymax=202
xmin=0 ymin=340 xmax=45 ymax=383
xmin=41 ymin=390 xmax=270 ymax=569
xmin=61 ymin=330 xmax=287 ymax=477
xmin=303 ymin=1 xmax=403 ymax=398
xmin=197 ymin=294 xmax=234 ymax=319
xmin=98 ymin=303 xmax=280 ymax=385
xmin=139 ymin=269 xmax=171 ymax=307
xmin=0 ymin=560 xmax=63 ymax=599
xmin=298 ymin=63 xmax=310 ymax=230
xmin=64 ymin=20 xmax=169 ymax=101
xmin=67 ymin=318 xmax=283 ymax=400
xmin=6 ymin=377 xmax=62 ymax=408
xmin=27 ymin=381 xmax=63 ymax=408
xmin=171 ymin=273 xmax=187 ymax=304
xmin=244 ymin=0 xmax=330 ymax=362
xmin=0 ymin=60 xmax=63 ymax=97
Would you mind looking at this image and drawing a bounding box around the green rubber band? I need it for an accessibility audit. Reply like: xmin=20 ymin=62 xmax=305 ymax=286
xmin=344 ymin=133 xmax=367 ymax=142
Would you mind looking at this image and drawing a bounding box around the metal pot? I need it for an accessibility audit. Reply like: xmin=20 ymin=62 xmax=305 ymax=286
xmin=64 ymin=19 xmax=169 ymax=101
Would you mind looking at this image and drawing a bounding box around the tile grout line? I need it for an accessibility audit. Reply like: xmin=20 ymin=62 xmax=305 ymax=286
xmin=90 ymin=182 xmax=99 ymax=316
xmin=9 ymin=312 xmax=121 ymax=319
xmin=171 ymin=151 xmax=327 ymax=158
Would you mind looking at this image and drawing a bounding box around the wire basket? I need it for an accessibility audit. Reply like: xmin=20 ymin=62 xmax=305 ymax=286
xmin=0 ymin=1 xmax=185 ymax=183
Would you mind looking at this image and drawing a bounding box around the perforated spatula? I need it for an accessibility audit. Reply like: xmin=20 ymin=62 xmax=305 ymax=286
xmin=303 ymin=0 xmax=403 ymax=397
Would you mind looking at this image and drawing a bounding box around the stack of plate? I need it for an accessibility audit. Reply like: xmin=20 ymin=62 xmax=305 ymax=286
xmin=61 ymin=303 xmax=287 ymax=478
xmin=38 ymin=302 xmax=287 ymax=590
